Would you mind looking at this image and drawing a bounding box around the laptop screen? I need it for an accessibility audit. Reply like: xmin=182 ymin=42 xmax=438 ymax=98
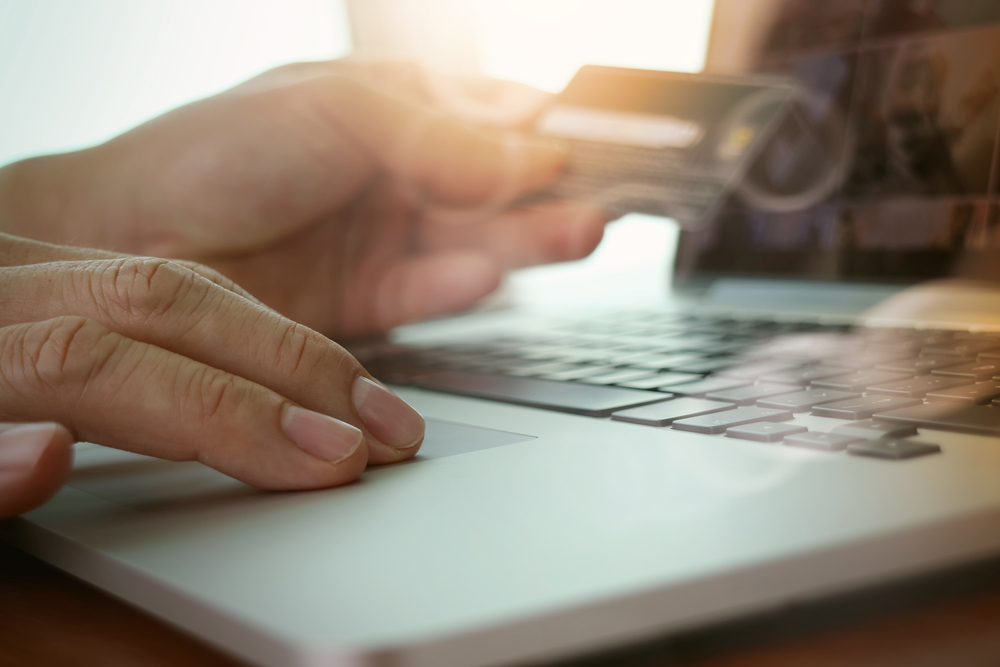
xmin=678 ymin=0 xmax=1000 ymax=286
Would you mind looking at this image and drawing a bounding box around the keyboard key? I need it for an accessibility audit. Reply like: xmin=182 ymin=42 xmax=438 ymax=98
xmin=706 ymin=383 xmax=799 ymax=406
xmin=718 ymin=361 xmax=801 ymax=379
xmin=670 ymin=358 xmax=738 ymax=375
xmin=576 ymin=339 xmax=641 ymax=351
xmin=516 ymin=344 xmax=576 ymax=361
xmin=540 ymin=365 xmax=621 ymax=381
xmin=661 ymin=333 xmax=726 ymax=346
xmin=862 ymin=328 xmax=915 ymax=344
xmin=921 ymin=340 xmax=1000 ymax=356
xmin=864 ymin=339 xmax=923 ymax=355
xmin=823 ymin=351 xmax=913 ymax=370
xmin=416 ymin=371 xmax=666 ymax=417
xmin=784 ymin=432 xmax=859 ymax=452
xmin=930 ymin=361 xmax=1000 ymax=380
xmin=504 ymin=361 xmax=579 ymax=377
xmin=672 ymin=406 xmax=793 ymax=434
xmin=847 ymin=439 xmax=941 ymax=460
xmin=746 ymin=333 xmax=858 ymax=362
xmin=667 ymin=377 xmax=751 ymax=397
xmin=812 ymin=370 xmax=913 ymax=392
xmin=610 ymin=398 xmax=734 ymax=426
xmin=683 ymin=341 xmax=751 ymax=356
xmin=866 ymin=375 xmax=971 ymax=398
xmin=831 ymin=420 xmax=918 ymax=440
xmin=579 ymin=368 xmax=664 ymax=385
xmin=479 ymin=355 xmax=549 ymax=369
xmin=621 ymin=352 xmax=702 ymax=370
xmin=548 ymin=348 xmax=628 ymax=364
xmin=758 ymin=366 xmax=845 ymax=386
xmin=631 ymin=338 xmax=711 ymax=355
xmin=726 ymin=422 xmax=807 ymax=442
xmin=875 ymin=357 xmax=971 ymax=375
xmin=926 ymin=381 xmax=1000 ymax=405
xmin=873 ymin=402 xmax=1000 ymax=436
xmin=618 ymin=372 xmax=703 ymax=390
xmin=811 ymin=396 xmax=922 ymax=420
xmin=756 ymin=387 xmax=859 ymax=412
xmin=915 ymin=331 xmax=957 ymax=345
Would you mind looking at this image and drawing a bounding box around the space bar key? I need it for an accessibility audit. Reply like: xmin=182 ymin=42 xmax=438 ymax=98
xmin=415 ymin=371 xmax=668 ymax=417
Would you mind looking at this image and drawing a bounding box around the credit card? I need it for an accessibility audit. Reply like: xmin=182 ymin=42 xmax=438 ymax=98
xmin=526 ymin=66 xmax=797 ymax=228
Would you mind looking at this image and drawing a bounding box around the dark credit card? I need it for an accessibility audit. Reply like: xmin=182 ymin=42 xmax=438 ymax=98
xmin=527 ymin=66 xmax=796 ymax=228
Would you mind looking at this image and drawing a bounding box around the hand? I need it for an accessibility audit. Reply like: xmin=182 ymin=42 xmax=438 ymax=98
xmin=0 ymin=61 xmax=607 ymax=337
xmin=0 ymin=234 xmax=426 ymax=518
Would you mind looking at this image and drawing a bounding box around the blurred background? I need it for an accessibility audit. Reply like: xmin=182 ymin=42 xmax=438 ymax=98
xmin=0 ymin=0 xmax=715 ymax=165
xmin=4 ymin=2 xmax=999 ymax=297
xmin=0 ymin=0 xmax=714 ymax=303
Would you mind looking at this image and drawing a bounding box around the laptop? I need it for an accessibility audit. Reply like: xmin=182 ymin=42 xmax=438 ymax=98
xmin=5 ymin=1 xmax=1000 ymax=665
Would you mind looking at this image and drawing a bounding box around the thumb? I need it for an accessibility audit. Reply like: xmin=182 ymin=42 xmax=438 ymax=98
xmin=0 ymin=423 xmax=74 ymax=518
xmin=305 ymin=74 xmax=566 ymax=206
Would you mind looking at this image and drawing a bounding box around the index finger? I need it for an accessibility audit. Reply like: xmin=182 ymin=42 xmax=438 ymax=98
xmin=1 ymin=257 xmax=425 ymax=465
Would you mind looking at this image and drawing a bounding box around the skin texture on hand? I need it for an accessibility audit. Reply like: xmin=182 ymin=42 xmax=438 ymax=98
xmin=0 ymin=233 xmax=426 ymax=518
xmin=0 ymin=60 xmax=608 ymax=338
xmin=0 ymin=61 xmax=609 ymax=517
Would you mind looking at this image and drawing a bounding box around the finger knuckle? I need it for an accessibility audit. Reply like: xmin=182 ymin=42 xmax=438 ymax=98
xmin=170 ymin=259 xmax=226 ymax=286
xmin=94 ymin=257 xmax=207 ymax=325
xmin=274 ymin=321 xmax=356 ymax=380
xmin=274 ymin=322 xmax=311 ymax=376
xmin=8 ymin=317 xmax=122 ymax=392
xmin=171 ymin=260 xmax=261 ymax=304
xmin=185 ymin=364 xmax=244 ymax=427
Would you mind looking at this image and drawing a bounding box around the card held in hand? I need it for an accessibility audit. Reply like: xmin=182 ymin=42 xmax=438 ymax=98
xmin=526 ymin=66 xmax=797 ymax=228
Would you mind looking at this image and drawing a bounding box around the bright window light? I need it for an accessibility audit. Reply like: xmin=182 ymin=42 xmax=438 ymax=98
xmin=469 ymin=1 xmax=716 ymax=288
xmin=0 ymin=0 xmax=351 ymax=165
xmin=473 ymin=0 xmax=716 ymax=92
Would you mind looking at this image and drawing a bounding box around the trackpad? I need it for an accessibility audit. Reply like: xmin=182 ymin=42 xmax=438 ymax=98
xmin=415 ymin=419 xmax=535 ymax=460
xmin=66 ymin=419 xmax=534 ymax=511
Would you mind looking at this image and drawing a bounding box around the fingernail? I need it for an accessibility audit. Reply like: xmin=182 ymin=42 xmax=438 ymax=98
xmin=352 ymin=377 xmax=425 ymax=449
xmin=282 ymin=406 xmax=363 ymax=464
xmin=0 ymin=424 xmax=57 ymax=474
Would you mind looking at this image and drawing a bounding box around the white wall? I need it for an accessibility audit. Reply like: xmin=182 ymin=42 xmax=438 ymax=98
xmin=474 ymin=0 xmax=716 ymax=92
xmin=0 ymin=0 xmax=715 ymax=163
xmin=349 ymin=0 xmax=480 ymax=72
xmin=348 ymin=0 xmax=716 ymax=92
xmin=0 ymin=0 xmax=351 ymax=165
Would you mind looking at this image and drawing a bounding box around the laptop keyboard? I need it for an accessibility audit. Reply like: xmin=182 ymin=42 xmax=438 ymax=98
xmin=355 ymin=310 xmax=1000 ymax=461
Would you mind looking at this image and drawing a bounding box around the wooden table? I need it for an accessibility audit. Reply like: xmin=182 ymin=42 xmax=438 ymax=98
xmin=3 ymin=539 xmax=1000 ymax=667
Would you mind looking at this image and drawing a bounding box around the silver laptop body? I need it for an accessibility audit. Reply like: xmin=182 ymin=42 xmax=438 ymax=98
xmin=5 ymin=272 xmax=1000 ymax=667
